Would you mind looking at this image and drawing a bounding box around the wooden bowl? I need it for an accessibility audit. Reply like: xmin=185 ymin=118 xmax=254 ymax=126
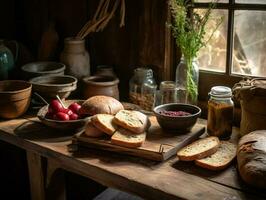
xmin=0 ymin=80 xmax=32 ymax=119
xmin=153 ymin=103 xmax=201 ymax=132
xmin=30 ymin=75 xmax=77 ymax=101
xmin=22 ymin=61 xmax=65 ymax=79
xmin=37 ymin=100 xmax=90 ymax=131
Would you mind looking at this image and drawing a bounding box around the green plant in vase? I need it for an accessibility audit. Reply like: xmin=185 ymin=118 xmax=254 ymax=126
xmin=169 ymin=0 xmax=222 ymax=103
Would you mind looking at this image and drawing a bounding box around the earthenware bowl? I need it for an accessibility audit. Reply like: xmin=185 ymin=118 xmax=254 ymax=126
xmin=21 ymin=61 xmax=65 ymax=79
xmin=37 ymin=100 xmax=89 ymax=131
xmin=30 ymin=75 xmax=77 ymax=101
xmin=0 ymin=80 xmax=32 ymax=119
xmin=153 ymin=103 xmax=201 ymax=132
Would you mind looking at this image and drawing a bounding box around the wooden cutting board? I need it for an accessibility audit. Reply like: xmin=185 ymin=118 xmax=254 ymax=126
xmin=72 ymin=116 xmax=205 ymax=161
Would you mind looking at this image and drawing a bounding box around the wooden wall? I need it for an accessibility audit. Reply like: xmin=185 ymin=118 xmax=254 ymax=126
xmin=0 ymin=0 xmax=173 ymax=100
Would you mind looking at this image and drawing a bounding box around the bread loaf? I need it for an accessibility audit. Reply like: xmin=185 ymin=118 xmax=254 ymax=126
xmin=113 ymin=110 xmax=150 ymax=134
xmin=79 ymin=95 xmax=124 ymax=116
xmin=195 ymin=141 xmax=236 ymax=171
xmin=237 ymin=130 xmax=266 ymax=189
xmin=177 ymin=136 xmax=220 ymax=161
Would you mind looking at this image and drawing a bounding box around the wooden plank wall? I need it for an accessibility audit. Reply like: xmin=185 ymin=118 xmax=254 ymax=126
xmin=0 ymin=0 xmax=172 ymax=100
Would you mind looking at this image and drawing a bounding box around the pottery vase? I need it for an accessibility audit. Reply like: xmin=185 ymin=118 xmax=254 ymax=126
xmin=60 ymin=37 xmax=90 ymax=80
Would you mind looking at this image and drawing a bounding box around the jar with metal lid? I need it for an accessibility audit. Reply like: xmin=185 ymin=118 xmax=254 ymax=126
xmin=207 ymin=86 xmax=234 ymax=139
xmin=129 ymin=67 xmax=157 ymax=111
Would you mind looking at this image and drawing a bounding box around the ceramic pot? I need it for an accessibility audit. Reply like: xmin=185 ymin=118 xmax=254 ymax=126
xmin=94 ymin=65 xmax=117 ymax=78
xmin=0 ymin=40 xmax=17 ymax=80
xmin=82 ymin=75 xmax=119 ymax=100
xmin=60 ymin=37 xmax=90 ymax=79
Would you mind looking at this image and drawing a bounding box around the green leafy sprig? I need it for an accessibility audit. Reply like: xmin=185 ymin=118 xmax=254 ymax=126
xmin=169 ymin=0 xmax=222 ymax=102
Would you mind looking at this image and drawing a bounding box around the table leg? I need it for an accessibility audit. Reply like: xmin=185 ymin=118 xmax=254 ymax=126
xmin=46 ymin=158 xmax=66 ymax=200
xmin=26 ymin=150 xmax=45 ymax=200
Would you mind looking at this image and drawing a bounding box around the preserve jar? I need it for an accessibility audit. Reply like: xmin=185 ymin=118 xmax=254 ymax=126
xmin=207 ymin=86 xmax=234 ymax=139
xmin=129 ymin=68 xmax=157 ymax=111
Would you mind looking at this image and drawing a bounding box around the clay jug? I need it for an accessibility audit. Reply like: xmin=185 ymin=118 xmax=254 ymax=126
xmin=0 ymin=39 xmax=18 ymax=80
xmin=60 ymin=37 xmax=90 ymax=79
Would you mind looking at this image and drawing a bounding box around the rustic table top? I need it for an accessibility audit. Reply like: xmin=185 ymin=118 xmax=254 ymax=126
xmin=0 ymin=115 xmax=265 ymax=200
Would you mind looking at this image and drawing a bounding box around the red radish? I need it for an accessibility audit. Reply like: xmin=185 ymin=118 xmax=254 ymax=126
xmin=62 ymin=108 xmax=73 ymax=116
xmin=69 ymin=113 xmax=79 ymax=120
xmin=68 ymin=103 xmax=81 ymax=114
xmin=55 ymin=112 xmax=69 ymax=121
xmin=49 ymin=100 xmax=64 ymax=113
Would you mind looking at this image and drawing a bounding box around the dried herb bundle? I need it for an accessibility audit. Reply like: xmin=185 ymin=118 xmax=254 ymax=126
xmin=77 ymin=0 xmax=125 ymax=39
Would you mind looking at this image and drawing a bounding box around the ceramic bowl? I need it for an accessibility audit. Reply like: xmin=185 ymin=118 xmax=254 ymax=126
xmin=30 ymin=75 xmax=77 ymax=101
xmin=0 ymin=80 xmax=32 ymax=119
xmin=21 ymin=61 xmax=65 ymax=79
xmin=37 ymin=100 xmax=89 ymax=131
xmin=153 ymin=103 xmax=201 ymax=132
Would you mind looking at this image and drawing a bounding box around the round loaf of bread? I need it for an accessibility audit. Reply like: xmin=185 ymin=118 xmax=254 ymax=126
xmin=79 ymin=95 xmax=124 ymax=116
xmin=237 ymin=130 xmax=266 ymax=189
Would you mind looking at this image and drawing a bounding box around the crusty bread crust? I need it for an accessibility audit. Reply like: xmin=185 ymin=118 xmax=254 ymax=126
xmin=91 ymin=114 xmax=117 ymax=136
xmin=177 ymin=136 xmax=220 ymax=161
xmin=84 ymin=121 xmax=104 ymax=137
xmin=195 ymin=141 xmax=237 ymax=171
xmin=79 ymin=95 xmax=124 ymax=116
xmin=237 ymin=130 xmax=266 ymax=189
xmin=111 ymin=128 xmax=146 ymax=148
xmin=113 ymin=110 xmax=150 ymax=134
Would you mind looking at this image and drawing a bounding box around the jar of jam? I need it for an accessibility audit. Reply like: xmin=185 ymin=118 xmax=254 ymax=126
xmin=207 ymin=86 xmax=234 ymax=139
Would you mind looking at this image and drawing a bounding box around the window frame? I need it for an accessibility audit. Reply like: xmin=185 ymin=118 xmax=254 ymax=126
xmin=192 ymin=0 xmax=266 ymax=100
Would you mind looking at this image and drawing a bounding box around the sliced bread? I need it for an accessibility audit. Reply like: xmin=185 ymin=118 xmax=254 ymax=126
xmin=177 ymin=136 xmax=220 ymax=161
xmin=91 ymin=114 xmax=117 ymax=135
xmin=84 ymin=121 xmax=104 ymax=138
xmin=195 ymin=141 xmax=237 ymax=171
xmin=113 ymin=110 xmax=150 ymax=134
xmin=111 ymin=128 xmax=146 ymax=148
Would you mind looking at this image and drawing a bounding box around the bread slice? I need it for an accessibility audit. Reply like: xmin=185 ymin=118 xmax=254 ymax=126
xmin=195 ymin=141 xmax=237 ymax=171
xmin=177 ymin=136 xmax=220 ymax=161
xmin=91 ymin=114 xmax=117 ymax=135
xmin=113 ymin=110 xmax=150 ymax=134
xmin=84 ymin=121 xmax=104 ymax=138
xmin=111 ymin=128 xmax=146 ymax=148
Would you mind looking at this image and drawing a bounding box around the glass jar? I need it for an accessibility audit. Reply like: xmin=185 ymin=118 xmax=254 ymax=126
xmin=175 ymin=55 xmax=199 ymax=104
xmin=207 ymin=86 xmax=234 ymax=139
xmin=129 ymin=68 xmax=157 ymax=111
xmin=154 ymin=81 xmax=179 ymax=107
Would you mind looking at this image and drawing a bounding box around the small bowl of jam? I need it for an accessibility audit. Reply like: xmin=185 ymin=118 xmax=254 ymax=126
xmin=153 ymin=103 xmax=201 ymax=132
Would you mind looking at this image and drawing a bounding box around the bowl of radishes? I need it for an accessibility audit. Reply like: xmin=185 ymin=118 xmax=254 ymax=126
xmin=37 ymin=99 xmax=89 ymax=131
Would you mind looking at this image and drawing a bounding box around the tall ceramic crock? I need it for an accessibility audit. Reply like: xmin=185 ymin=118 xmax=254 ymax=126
xmin=60 ymin=37 xmax=90 ymax=80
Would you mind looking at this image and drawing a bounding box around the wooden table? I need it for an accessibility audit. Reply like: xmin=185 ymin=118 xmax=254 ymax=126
xmin=0 ymin=115 xmax=265 ymax=200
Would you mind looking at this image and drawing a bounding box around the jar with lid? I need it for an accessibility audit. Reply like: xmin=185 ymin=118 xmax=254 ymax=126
xmin=207 ymin=86 xmax=234 ymax=139
xmin=129 ymin=68 xmax=157 ymax=111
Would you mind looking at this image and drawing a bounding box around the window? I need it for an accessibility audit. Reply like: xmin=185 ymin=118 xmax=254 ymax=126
xmin=192 ymin=0 xmax=266 ymax=100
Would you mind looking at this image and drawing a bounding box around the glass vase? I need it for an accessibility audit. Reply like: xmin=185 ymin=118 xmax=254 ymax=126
xmin=175 ymin=55 xmax=199 ymax=104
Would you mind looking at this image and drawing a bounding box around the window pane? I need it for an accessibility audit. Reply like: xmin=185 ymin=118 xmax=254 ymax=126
xmin=236 ymin=0 xmax=266 ymax=4
xmin=197 ymin=9 xmax=228 ymax=72
xmin=233 ymin=11 xmax=266 ymax=76
xmin=195 ymin=0 xmax=228 ymax=2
